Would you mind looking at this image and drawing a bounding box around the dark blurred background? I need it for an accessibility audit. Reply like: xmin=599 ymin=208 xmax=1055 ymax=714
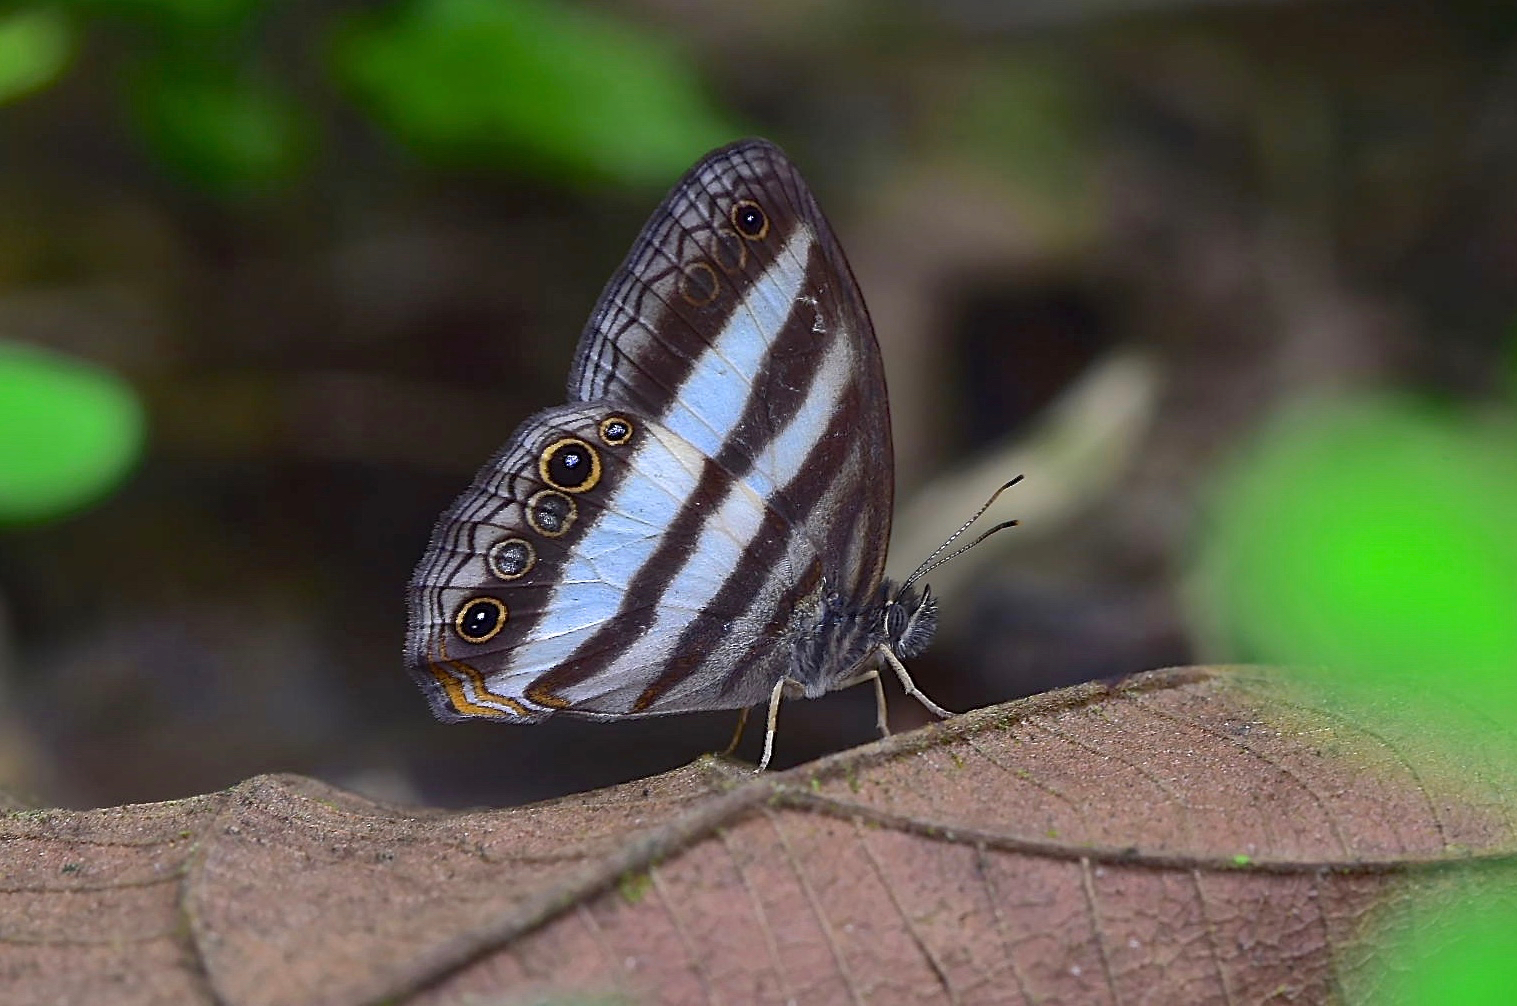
xmin=1 ymin=0 xmax=1514 ymax=810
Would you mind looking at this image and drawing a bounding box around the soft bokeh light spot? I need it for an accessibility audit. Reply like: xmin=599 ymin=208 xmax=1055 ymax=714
xmin=0 ymin=341 xmax=145 ymax=523
xmin=330 ymin=0 xmax=738 ymax=186
xmin=0 ymin=7 xmax=73 ymax=105
xmin=1197 ymin=396 xmax=1517 ymax=743
xmin=127 ymin=61 xmax=310 ymax=194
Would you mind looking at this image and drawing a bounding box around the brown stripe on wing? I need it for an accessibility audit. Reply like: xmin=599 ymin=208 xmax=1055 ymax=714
xmin=627 ymin=503 xmax=805 ymax=712
xmin=716 ymin=390 xmax=870 ymax=700
xmin=807 ymin=406 xmax=883 ymax=620
xmin=520 ymin=453 xmax=733 ymax=705
xmin=632 ymin=550 xmax=822 ymax=713
xmin=806 ymin=313 xmax=892 ymax=607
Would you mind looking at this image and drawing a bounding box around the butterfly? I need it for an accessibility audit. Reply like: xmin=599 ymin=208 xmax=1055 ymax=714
xmin=406 ymin=138 xmax=1016 ymax=770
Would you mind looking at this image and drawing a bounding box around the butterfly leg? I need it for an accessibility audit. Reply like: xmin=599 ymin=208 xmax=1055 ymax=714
xmin=835 ymin=667 xmax=890 ymax=737
xmin=869 ymin=669 xmax=888 ymax=736
xmin=881 ymin=646 xmax=953 ymax=720
xmin=721 ymin=706 xmax=751 ymax=757
xmin=756 ymin=677 xmax=788 ymax=772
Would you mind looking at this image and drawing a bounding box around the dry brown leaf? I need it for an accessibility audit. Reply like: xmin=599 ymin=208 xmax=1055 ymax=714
xmin=4 ymin=665 xmax=1516 ymax=1006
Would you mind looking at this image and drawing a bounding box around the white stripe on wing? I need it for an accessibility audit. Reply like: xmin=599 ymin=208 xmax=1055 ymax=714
xmin=566 ymin=334 xmax=854 ymax=706
xmin=656 ymin=227 xmax=813 ymax=456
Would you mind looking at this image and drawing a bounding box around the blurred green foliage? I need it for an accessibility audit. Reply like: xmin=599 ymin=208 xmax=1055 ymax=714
xmin=0 ymin=0 xmax=739 ymax=521
xmin=0 ymin=341 xmax=144 ymax=523
xmin=2 ymin=0 xmax=736 ymax=192
xmin=65 ymin=0 xmax=266 ymax=31
xmin=331 ymin=0 xmax=736 ymax=185
xmin=0 ymin=7 xmax=73 ymax=105
xmin=1375 ymin=898 xmax=1517 ymax=1006
xmin=127 ymin=58 xmax=310 ymax=193
xmin=1198 ymin=395 xmax=1517 ymax=746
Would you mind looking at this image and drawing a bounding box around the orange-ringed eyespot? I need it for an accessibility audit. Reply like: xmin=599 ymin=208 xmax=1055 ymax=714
xmin=455 ymin=596 xmax=507 ymax=644
xmin=599 ymin=416 xmax=634 ymax=446
xmin=680 ymin=261 xmax=720 ymax=306
xmin=526 ymin=489 xmax=576 ymax=537
xmin=539 ymin=437 xmax=600 ymax=492
xmin=731 ymin=200 xmax=768 ymax=240
xmin=488 ymin=537 xmax=535 ymax=580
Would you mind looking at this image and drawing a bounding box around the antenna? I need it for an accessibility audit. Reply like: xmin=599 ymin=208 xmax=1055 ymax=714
xmin=899 ymin=475 xmax=1023 ymax=593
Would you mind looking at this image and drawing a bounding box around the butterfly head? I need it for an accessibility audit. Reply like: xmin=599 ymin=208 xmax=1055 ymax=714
xmin=881 ymin=581 xmax=937 ymax=660
xmin=879 ymin=474 xmax=1025 ymax=667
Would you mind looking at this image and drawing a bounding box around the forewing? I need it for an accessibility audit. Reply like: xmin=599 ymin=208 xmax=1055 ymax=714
xmin=549 ymin=139 xmax=897 ymax=712
xmin=576 ymin=142 xmax=891 ymax=591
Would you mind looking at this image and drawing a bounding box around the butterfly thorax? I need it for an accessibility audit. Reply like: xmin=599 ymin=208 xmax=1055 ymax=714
xmin=791 ymin=577 xmax=937 ymax=698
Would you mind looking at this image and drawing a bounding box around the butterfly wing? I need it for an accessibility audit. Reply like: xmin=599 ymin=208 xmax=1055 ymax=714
xmin=568 ymin=140 xmax=893 ymax=595
xmin=406 ymin=139 xmax=895 ymax=721
xmin=406 ymin=403 xmax=761 ymax=720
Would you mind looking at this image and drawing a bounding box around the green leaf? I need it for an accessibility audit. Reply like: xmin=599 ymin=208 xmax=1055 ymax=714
xmin=0 ymin=7 xmax=74 ymax=106
xmin=1196 ymin=395 xmax=1517 ymax=754
xmin=127 ymin=59 xmax=310 ymax=194
xmin=330 ymin=0 xmax=738 ymax=186
xmin=0 ymin=341 xmax=144 ymax=523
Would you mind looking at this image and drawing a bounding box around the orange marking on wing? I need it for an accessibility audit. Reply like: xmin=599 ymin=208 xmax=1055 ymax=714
xmin=632 ymin=652 xmax=701 ymax=712
xmin=525 ymin=682 xmax=570 ymax=709
xmin=429 ymin=661 xmax=529 ymax=718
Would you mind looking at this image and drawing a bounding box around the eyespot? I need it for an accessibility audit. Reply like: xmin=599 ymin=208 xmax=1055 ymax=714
xmin=711 ymin=228 xmax=748 ymax=273
xmin=526 ymin=489 xmax=576 ymax=537
xmin=487 ymin=537 xmax=535 ymax=580
xmin=599 ymin=416 xmax=634 ymax=446
xmin=539 ymin=437 xmax=600 ymax=492
xmin=730 ymin=200 xmax=769 ymax=240
xmin=679 ymin=261 xmax=720 ymax=306
xmin=455 ymin=596 xmax=508 ymax=644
